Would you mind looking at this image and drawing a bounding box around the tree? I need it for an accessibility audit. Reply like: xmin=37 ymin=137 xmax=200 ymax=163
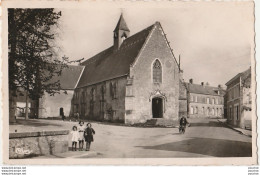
xmin=8 ymin=9 xmax=68 ymax=120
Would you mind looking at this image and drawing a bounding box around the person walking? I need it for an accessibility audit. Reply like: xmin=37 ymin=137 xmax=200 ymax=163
xmin=84 ymin=123 xmax=95 ymax=151
xmin=78 ymin=121 xmax=85 ymax=151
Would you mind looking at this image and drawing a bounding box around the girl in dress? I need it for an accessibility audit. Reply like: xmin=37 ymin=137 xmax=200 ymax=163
xmin=78 ymin=121 xmax=85 ymax=151
xmin=71 ymin=126 xmax=79 ymax=151
xmin=84 ymin=123 xmax=95 ymax=151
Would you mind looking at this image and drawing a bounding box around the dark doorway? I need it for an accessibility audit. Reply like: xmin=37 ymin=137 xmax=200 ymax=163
xmin=152 ymin=98 xmax=163 ymax=118
xmin=60 ymin=107 xmax=64 ymax=116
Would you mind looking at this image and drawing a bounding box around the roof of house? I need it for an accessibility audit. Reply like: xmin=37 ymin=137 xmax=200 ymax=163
xmin=76 ymin=23 xmax=155 ymax=88
xmin=225 ymin=67 xmax=251 ymax=86
xmin=186 ymin=83 xmax=224 ymax=96
xmin=49 ymin=65 xmax=84 ymax=90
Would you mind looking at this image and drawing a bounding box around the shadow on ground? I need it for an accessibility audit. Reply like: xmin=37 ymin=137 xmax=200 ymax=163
xmin=188 ymin=121 xmax=227 ymax=128
xmin=136 ymin=137 xmax=252 ymax=157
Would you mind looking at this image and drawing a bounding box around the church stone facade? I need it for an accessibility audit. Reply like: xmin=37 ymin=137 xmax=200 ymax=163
xmin=73 ymin=15 xmax=185 ymax=124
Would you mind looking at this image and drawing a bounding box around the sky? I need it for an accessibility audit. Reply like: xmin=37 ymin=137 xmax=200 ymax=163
xmin=55 ymin=2 xmax=254 ymax=87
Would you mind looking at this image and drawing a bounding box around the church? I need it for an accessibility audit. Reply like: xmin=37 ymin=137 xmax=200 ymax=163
xmin=72 ymin=14 xmax=187 ymax=124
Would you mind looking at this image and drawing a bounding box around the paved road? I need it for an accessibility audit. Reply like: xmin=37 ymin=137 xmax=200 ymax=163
xmin=10 ymin=118 xmax=252 ymax=158
xmin=90 ymin=118 xmax=252 ymax=158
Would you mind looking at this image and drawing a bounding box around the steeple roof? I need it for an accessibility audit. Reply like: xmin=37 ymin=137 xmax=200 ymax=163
xmin=114 ymin=14 xmax=130 ymax=32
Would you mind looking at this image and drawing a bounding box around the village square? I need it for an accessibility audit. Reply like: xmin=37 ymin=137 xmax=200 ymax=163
xmin=7 ymin=6 xmax=253 ymax=159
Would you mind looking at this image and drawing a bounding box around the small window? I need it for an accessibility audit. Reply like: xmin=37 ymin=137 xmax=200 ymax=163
xmin=206 ymin=98 xmax=210 ymax=104
xmin=90 ymin=88 xmax=96 ymax=102
xmin=153 ymin=59 xmax=162 ymax=83
xmin=101 ymin=85 xmax=106 ymax=100
xmin=110 ymin=82 xmax=117 ymax=99
xmin=113 ymin=82 xmax=117 ymax=99
xmin=190 ymin=95 xmax=194 ymax=102
xmin=110 ymin=82 xmax=114 ymax=98
xmin=190 ymin=106 xmax=194 ymax=114
xmin=81 ymin=92 xmax=84 ymax=103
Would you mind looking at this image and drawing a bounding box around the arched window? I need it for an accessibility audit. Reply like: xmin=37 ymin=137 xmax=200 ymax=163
xmin=153 ymin=59 xmax=162 ymax=83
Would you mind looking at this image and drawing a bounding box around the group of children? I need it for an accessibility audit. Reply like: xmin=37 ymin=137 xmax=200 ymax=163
xmin=70 ymin=121 xmax=95 ymax=151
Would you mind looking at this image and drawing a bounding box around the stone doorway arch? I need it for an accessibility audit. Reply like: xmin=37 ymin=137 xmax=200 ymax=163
xmin=149 ymin=89 xmax=167 ymax=118
xmin=152 ymin=97 xmax=163 ymax=118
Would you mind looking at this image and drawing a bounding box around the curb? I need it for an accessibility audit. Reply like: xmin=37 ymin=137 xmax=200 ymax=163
xmin=217 ymin=119 xmax=252 ymax=137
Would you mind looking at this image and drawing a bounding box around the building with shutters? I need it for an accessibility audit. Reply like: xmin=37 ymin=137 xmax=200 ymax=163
xmin=186 ymin=79 xmax=225 ymax=118
xmin=225 ymin=67 xmax=251 ymax=129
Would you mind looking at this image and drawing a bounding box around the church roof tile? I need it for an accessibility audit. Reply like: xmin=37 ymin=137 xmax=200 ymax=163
xmin=77 ymin=24 xmax=155 ymax=88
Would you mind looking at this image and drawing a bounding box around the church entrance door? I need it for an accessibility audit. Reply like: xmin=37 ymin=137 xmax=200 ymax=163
xmin=152 ymin=97 xmax=163 ymax=118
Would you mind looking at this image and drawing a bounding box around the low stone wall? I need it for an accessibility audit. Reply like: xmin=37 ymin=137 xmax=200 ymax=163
xmin=9 ymin=130 xmax=69 ymax=159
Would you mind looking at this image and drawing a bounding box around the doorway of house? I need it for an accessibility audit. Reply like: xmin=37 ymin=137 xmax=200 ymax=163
xmin=60 ymin=107 xmax=64 ymax=117
xmin=152 ymin=97 xmax=163 ymax=118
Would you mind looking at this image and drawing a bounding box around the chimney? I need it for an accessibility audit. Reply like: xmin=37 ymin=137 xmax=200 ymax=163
xmin=218 ymin=84 xmax=222 ymax=88
xmin=201 ymin=82 xmax=204 ymax=86
xmin=189 ymin=79 xmax=193 ymax=84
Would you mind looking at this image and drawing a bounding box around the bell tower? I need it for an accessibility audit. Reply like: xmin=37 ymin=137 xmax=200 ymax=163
xmin=113 ymin=14 xmax=130 ymax=51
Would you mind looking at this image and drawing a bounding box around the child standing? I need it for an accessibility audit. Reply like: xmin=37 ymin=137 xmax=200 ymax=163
xmin=78 ymin=121 xmax=85 ymax=151
xmin=71 ymin=126 xmax=79 ymax=151
xmin=84 ymin=123 xmax=95 ymax=151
